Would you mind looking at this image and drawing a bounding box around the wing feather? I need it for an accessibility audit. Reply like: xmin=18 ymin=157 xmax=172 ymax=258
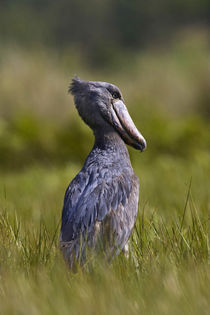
xmin=61 ymin=168 xmax=132 ymax=242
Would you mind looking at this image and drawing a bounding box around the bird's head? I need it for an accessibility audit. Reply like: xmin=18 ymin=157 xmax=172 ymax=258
xmin=69 ymin=76 xmax=146 ymax=151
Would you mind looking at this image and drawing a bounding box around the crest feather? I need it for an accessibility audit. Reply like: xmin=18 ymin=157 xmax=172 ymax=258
xmin=68 ymin=76 xmax=85 ymax=95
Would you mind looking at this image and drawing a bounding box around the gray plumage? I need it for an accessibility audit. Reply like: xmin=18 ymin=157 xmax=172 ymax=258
xmin=60 ymin=77 xmax=146 ymax=268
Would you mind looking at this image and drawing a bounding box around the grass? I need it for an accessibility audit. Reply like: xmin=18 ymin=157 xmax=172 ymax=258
xmin=0 ymin=154 xmax=209 ymax=314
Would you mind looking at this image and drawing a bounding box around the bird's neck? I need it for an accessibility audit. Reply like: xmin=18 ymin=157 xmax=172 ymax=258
xmin=93 ymin=128 xmax=129 ymax=157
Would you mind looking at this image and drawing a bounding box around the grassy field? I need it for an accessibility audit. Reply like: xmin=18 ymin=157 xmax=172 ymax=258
xmin=0 ymin=34 xmax=210 ymax=314
xmin=0 ymin=156 xmax=209 ymax=314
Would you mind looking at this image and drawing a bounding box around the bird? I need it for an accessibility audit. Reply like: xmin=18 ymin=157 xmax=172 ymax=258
xmin=60 ymin=77 xmax=146 ymax=268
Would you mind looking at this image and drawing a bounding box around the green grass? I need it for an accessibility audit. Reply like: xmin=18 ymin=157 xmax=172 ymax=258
xmin=0 ymin=154 xmax=209 ymax=314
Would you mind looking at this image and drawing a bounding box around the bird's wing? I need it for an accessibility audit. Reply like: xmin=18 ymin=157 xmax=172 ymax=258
xmin=61 ymin=167 xmax=133 ymax=242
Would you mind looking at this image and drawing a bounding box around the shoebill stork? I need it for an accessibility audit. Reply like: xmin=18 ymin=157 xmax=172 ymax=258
xmin=60 ymin=77 xmax=146 ymax=268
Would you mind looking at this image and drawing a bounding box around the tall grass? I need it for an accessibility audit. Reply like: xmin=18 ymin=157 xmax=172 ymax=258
xmin=0 ymin=157 xmax=209 ymax=314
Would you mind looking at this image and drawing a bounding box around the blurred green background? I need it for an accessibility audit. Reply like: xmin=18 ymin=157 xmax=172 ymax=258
xmin=0 ymin=1 xmax=210 ymax=314
xmin=0 ymin=0 xmax=210 ymax=169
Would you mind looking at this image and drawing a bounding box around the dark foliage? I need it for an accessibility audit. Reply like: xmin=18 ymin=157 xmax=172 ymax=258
xmin=1 ymin=0 xmax=210 ymax=66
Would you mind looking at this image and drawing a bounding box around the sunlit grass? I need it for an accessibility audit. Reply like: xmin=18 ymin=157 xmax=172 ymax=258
xmin=0 ymin=156 xmax=209 ymax=314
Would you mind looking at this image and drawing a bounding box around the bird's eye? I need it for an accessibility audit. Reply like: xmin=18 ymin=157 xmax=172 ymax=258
xmin=112 ymin=92 xmax=120 ymax=99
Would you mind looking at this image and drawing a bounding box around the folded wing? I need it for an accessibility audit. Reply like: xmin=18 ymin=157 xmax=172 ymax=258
xmin=61 ymin=168 xmax=132 ymax=243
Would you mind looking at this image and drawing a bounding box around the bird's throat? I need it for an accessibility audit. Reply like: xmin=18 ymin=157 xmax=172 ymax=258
xmin=94 ymin=129 xmax=129 ymax=157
